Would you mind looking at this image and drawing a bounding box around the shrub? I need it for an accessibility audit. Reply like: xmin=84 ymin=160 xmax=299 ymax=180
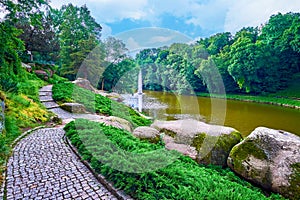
xmin=0 ymin=73 xmax=18 ymax=93
xmin=47 ymin=74 xmax=68 ymax=84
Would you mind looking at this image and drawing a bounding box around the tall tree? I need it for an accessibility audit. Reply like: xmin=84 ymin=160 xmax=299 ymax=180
xmin=0 ymin=0 xmax=49 ymax=76
xmin=56 ymin=4 xmax=102 ymax=80
xmin=15 ymin=10 xmax=60 ymax=63
xmin=104 ymin=37 xmax=128 ymax=63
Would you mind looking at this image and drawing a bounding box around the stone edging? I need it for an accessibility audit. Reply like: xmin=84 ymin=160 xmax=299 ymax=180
xmin=63 ymin=135 xmax=133 ymax=200
xmin=1 ymin=126 xmax=45 ymax=200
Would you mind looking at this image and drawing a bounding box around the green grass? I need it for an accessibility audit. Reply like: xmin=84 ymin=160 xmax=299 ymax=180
xmin=65 ymin=119 xmax=284 ymax=200
xmin=196 ymin=92 xmax=300 ymax=108
xmin=52 ymin=82 xmax=151 ymax=127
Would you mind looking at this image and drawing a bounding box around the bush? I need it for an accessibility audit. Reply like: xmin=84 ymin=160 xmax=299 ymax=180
xmin=47 ymin=74 xmax=68 ymax=84
xmin=18 ymin=80 xmax=44 ymax=102
xmin=6 ymin=94 xmax=50 ymax=128
xmin=0 ymin=73 xmax=18 ymax=93
xmin=65 ymin=119 xmax=285 ymax=200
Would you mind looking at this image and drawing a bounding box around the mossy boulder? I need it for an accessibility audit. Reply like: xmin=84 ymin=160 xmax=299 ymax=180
xmin=133 ymin=126 xmax=160 ymax=143
xmin=151 ymin=119 xmax=242 ymax=167
xmin=227 ymin=127 xmax=300 ymax=200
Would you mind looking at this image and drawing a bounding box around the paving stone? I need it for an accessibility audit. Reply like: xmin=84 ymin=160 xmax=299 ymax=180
xmin=6 ymin=128 xmax=117 ymax=199
xmin=5 ymin=85 xmax=121 ymax=199
xmin=42 ymin=101 xmax=60 ymax=109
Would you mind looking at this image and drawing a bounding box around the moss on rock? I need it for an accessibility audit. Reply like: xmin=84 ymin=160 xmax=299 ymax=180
xmin=288 ymin=163 xmax=300 ymax=200
xmin=229 ymin=140 xmax=267 ymax=173
xmin=194 ymin=131 xmax=243 ymax=167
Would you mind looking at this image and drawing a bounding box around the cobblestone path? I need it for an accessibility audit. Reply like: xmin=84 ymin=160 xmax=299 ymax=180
xmin=5 ymin=85 xmax=119 ymax=199
xmin=40 ymin=85 xmax=104 ymax=121
xmin=6 ymin=128 xmax=117 ymax=200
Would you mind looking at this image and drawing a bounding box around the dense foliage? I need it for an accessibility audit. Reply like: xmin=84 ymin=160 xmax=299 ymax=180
xmin=97 ymin=13 xmax=300 ymax=95
xmin=65 ymin=119 xmax=284 ymax=200
xmin=52 ymin=82 xmax=151 ymax=127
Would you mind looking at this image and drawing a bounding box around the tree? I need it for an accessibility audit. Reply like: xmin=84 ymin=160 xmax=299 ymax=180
xmin=207 ymin=32 xmax=233 ymax=55
xmin=56 ymin=4 xmax=102 ymax=80
xmin=99 ymin=59 xmax=136 ymax=92
xmin=15 ymin=11 xmax=60 ymax=63
xmin=195 ymin=57 xmax=225 ymax=94
xmin=0 ymin=0 xmax=49 ymax=76
xmin=104 ymin=37 xmax=128 ymax=63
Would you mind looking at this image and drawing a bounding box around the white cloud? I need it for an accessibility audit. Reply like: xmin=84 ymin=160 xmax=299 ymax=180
xmin=50 ymin=0 xmax=148 ymax=22
xmin=49 ymin=0 xmax=300 ymax=38
xmin=100 ymin=23 xmax=112 ymax=39
xmin=126 ymin=37 xmax=141 ymax=51
xmin=149 ymin=36 xmax=174 ymax=43
xmin=49 ymin=0 xmax=83 ymax=8
xmin=224 ymin=0 xmax=300 ymax=34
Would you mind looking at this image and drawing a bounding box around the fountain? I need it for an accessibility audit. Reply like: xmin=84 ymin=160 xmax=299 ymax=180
xmin=137 ymin=69 xmax=143 ymax=112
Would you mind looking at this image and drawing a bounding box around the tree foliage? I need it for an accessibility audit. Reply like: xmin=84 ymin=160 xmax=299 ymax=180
xmin=54 ymin=4 xmax=102 ymax=80
xmin=130 ymin=12 xmax=300 ymax=95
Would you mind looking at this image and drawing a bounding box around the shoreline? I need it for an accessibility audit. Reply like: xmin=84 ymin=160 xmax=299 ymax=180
xmin=143 ymin=90 xmax=300 ymax=110
xmin=197 ymin=93 xmax=300 ymax=110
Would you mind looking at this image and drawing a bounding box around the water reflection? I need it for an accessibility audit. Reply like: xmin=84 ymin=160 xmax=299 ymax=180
xmin=138 ymin=91 xmax=300 ymax=137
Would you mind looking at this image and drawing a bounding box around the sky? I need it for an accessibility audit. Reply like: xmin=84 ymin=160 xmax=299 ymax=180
xmin=49 ymin=0 xmax=300 ymax=51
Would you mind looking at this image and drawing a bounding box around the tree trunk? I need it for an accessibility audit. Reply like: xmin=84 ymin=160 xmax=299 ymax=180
xmin=101 ymin=79 xmax=105 ymax=91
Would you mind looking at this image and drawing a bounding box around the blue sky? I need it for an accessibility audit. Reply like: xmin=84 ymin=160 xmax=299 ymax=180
xmin=50 ymin=0 xmax=300 ymax=50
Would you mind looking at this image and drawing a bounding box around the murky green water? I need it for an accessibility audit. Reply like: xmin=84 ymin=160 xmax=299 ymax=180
xmin=144 ymin=91 xmax=300 ymax=137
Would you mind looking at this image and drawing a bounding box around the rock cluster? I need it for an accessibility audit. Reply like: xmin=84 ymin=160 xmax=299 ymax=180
xmin=133 ymin=119 xmax=242 ymax=167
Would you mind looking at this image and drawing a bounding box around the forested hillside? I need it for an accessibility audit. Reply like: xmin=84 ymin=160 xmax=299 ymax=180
xmin=1 ymin=0 xmax=299 ymax=96
xmin=134 ymin=13 xmax=300 ymax=95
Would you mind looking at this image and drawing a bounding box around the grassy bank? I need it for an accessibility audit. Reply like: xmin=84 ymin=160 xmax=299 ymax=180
xmin=65 ymin=119 xmax=284 ymax=200
xmin=196 ymin=93 xmax=300 ymax=109
xmin=52 ymin=82 xmax=151 ymax=127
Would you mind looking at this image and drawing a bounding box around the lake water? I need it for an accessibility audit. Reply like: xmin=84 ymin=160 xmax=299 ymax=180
xmin=142 ymin=91 xmax=300 ymax=137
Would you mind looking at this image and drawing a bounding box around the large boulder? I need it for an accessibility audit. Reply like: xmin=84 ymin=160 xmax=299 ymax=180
xmin=72 ymin=78 xmax=97 ymax=93
xmin=165 ymin=143 xmax=198 ymax=160
xmin=133 ymin=126 xmax=160 ymax=143
xmin=227 ymin=127 xmax=300 ymax=200
xmin=92 ymin=116 xmax=133 ymax=132
xmin=61 ymin=103 xmax=86 ymax=113
xmin=151 ymin=119 xmax=242 ymax=166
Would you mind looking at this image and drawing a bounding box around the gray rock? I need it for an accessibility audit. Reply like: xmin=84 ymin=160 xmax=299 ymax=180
xmin=35 ymin=70 xmax=48 ymax=80
xmin=21 ymin=62 xmax=32 ymax=72
xmin=60 ymin=103 xmax=86 ymax=113
xmin=72 ymin=78 xmax=97 ymax=92
xmin=92 ymin=116 xmax=133 ymax=132
xmin=133 ymin=127 xmax=160 ymax=143
xmin=151 ymin=119 xmax=242 ymax=166
xmin=227 ymin=127 xmax=300 ymax=200
xmin=165 ymin=142 xmax=197 ymax=160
